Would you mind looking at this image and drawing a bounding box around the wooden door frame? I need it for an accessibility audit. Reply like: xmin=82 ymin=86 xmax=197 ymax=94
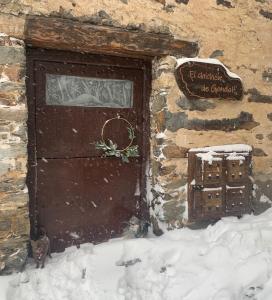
xmin=24 ymin=16 xmax=199 ymax=58
xmin=26 ymin=47 xmax=152 ymax=239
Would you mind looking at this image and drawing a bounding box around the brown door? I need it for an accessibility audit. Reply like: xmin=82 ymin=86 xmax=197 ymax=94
xmin=26 ymin=48 xmax=151 ymax=252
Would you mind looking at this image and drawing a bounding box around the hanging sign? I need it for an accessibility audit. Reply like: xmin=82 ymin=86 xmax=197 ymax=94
xmin=175 ymin=58 xmax=243 ymax=100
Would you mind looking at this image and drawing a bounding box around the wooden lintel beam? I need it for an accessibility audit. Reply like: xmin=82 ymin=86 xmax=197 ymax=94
xmin=24 ymin=16 xmax=199 ymax=58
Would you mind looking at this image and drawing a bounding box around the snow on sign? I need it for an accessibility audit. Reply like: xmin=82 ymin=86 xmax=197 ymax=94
xmin=175 ymin=58 xmax=243 ymax=100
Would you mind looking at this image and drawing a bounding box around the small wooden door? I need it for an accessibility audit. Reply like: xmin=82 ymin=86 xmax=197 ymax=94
xmin=188 ymin=149 xmax=252 ymax=222
xmin=26 ymin=48 xmax=151 ymax=252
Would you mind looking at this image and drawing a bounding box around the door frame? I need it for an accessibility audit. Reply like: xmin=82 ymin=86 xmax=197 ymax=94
xmin=26 ymin=47 xmax=152 ymax=239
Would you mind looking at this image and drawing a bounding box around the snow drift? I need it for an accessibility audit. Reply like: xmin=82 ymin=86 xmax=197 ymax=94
xmin=1 ymin=208 xmax=272 ymax=300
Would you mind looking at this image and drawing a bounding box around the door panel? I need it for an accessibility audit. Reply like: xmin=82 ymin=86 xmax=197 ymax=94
xmin=35 ymin=61 xmax=144 ymax=159
xmin=37 ymin=158 xmax=141 ymax=251
xmin=27 ymin=48 xmax=151 ymax=252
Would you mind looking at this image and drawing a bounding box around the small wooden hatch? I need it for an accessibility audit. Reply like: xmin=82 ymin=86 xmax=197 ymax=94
xmin=188 ymin=144 xmax=253 ymax=222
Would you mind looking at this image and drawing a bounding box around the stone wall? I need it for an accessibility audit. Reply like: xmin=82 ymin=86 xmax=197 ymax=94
xmin=148 ymin=0 xmax=272 ymax=227
xmin=0 ymin=0 xmax=271 ymax=272
xmin=0 ymin=34 xmax=29 ymax=274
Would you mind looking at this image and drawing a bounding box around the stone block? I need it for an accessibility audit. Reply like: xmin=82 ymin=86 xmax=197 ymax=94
xmin=0 ymin=120 xmax=12 ymax=132
xmin=0 ymin=83 xmax=25 ymax=106
xmin=0 ymin=192 xmax=29 ymax=209
xmin=0 ymin=33 xmax=24 ymax=47
xmin=0 ymin=159 xmax=15 ymax=176
xmin=253 ymin=148 xmax=267 ymax=157
xmin=164 ymin=177 xmax=187 ymax=190
xmin=0 ymin=143 xmax=27 ymax=160
xmin=158 ymin=164 xmax=176 ymax=176
xmin=247 ymin=88 xmax=272 ymax=104
xmin=0 ymin=64 xmax=25 ymax=82
xmin=0 ymin=14 xmax=25 ymax=38
xmin=0 ymin=219 xmax=11 ymax=231
xmin=151 ymin=160 xmax=161 ymax=178
xmin=0 ymin=171 xmax=26 ymax=192
xmin=267 ymin=133 xmax=272 ymax=140
xmin=153 ymin=56 xmax=176 ymax=79
xmin=162 ymin=144 xmax=188 ymax=158
xmin=150 ymin=215 xmax=163 ymax=236
xmin=0 ymin=46 xmax=25 ymax=64
xmin=0 ymin=205 xmax=29 ymax=241
xmin=165 ymin=111 xmax=259 ymax=132
xmin=176 ymin=97 xmax=216 ymax=112
xmin=11 ymin=123 xmax=27 ymax=142
xmin=162 ymin=200 xmax=185 ymax=223
xmin=152 ymin=93 xmax=167 ymax=113
xmin=255 ymin=134 xmax=264 ymax=140
xmin=0 ymin=239 xmax=28 ymax=275
xmin=154 ymin=110 xmax=166 ymax=132
xmin=0 ymin=104 xmax=27 ymax=122
xmin=263 ymin=69 xmax=272 ymax=83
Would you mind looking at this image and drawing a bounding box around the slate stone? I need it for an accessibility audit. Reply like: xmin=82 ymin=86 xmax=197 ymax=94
xmin=216 ymin=0 xmax=234 ymax=8
xmin=150 ymin=216 xmax=164 ymax=236
xmin=158 ymin=165 xmax=176 ymax=176
xmin=209 ymin=50 xmax=224 ymax=58
xmin=0 ymin=243 xmax=28 ymax=275
xmin=0 ymin=0 xmax=12 ymax=4
xmin=164 ymin=177 xmax=187 ymax=190
xmin=253 ymin=179 xmax=272 ymax=215
xmin=262 ymin=69 xmax=272 ymax=82
xmin=49 ymin=6 xmax=75 ymax=19
xmin=0 ymin=105 xmax=27 ymax=122
xmin=165 ymin=110 xmax=259 ymax=132
xmin=0 ymin=176 xmax=26 ymax=193
xmin=154 ymin=110 xmax=166 ymax=132
xmin=267 ymin=133 xmax=272 ymax=140
xmin=175 ymin=0 xmax=189 ymax=4
xmin=152 ymin=94 xmax=167 ymax=113
xmin=151 ymin=160 xmax=161 ymax=178
xmin=0 ymin=220 xmax=11 ymax=231
xmin=176 ymin=96 xmax=216 ymax=111
xmin=162 ymin=144 xmax=188 ymax=158
xmin=247 ymin=88 xmax=272 ymax=103
xmin=259 ymin=9 xmax=272 ymax=20
xmin=0 ymin=143 xmax=27 ymax=160
xmin=163 ymin=200 xmax=185 ymax=221
xmin=252 ymin=148 xmax=267 ymax=156
xmin=156 ymin=138 xmax=165 ymax=145
xmin=163 ymin=4 xmax=175 ymax=13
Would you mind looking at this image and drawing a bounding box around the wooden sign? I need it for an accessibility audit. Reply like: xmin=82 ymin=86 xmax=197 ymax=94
xmin=175 ymin=59 xmax=243 ymax=100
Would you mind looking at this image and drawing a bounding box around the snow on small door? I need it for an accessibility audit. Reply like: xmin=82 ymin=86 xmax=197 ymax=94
xmin=26 ymin=48 xmax=150 ymax=252
xmin=188 ymin=144 xmax=253 ymax=221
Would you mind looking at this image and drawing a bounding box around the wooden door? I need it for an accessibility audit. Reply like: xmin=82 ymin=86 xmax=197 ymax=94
xmin=26 ymin=48 xmax=151 ymax=252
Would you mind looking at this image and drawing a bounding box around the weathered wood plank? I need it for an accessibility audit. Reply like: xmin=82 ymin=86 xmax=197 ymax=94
xmin=24 ymin=16 xmax=199 ymax=58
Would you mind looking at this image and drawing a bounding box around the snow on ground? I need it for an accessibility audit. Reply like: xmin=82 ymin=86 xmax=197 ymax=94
xmin=1 ymin=208 xmax=272 ymax=300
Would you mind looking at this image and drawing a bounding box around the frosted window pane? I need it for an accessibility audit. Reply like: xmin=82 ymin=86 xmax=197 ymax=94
xmin=46 ymin=74 xmax=133 ymax=108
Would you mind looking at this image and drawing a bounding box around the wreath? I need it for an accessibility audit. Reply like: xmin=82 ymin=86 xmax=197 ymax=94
xmin=95 ymin=116 xmax=139 ymax=163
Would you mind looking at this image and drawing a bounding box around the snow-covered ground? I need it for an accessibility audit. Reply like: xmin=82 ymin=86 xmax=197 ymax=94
xmin=1 ymin=208 xmax=272 ymax=300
